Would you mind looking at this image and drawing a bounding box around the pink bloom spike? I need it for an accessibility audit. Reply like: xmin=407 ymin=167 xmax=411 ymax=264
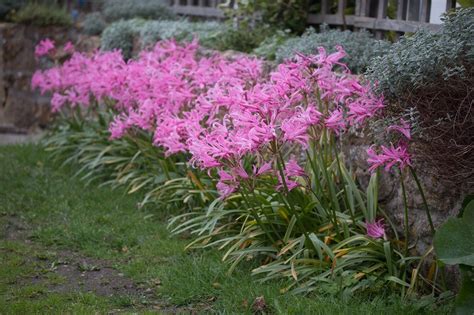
xmin=388 ymin=119 xmax=411 ymax=140
xmin=366 ymin=219 xmax=385 ymax=239
xmin=35 ymin=38 xmax=55 ymax=58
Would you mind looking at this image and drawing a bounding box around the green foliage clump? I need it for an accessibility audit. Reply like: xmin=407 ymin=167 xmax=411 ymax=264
xmin=100 ymin=19 xmax=145 ymax=59
xmin=139 ymin=20 xmax=229 ymax=49
xmin=366 ymin=9 xmax=474 ymax=185
xmin=11 ymin=2 xmax=72 ymax=26
xmin=276 ymin=26 xmax=391 ymax=73
xmin=101 ymin=19 xmax=232 ymax=57
xmin=226 ymin=0 xmax=309 ymax=34
xmin=253 ymin=30 xmax=294 ymax=60
xmin=82 ymin=12 xmax=106 ymax=36
xmin=367 ymin=8 xmax=474 ymax=98
xmin=209 ymin=24 xmax=275 ymax=53
xmin=103 ymin=0 xmax=175 ymax=22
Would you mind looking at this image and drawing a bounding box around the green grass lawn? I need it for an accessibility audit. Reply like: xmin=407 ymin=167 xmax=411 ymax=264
xmin=0 ymin=144 xmax=453 ymax=314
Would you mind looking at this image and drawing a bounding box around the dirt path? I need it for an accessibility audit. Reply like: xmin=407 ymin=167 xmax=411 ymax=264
xmin=2 ymin=215 xmax=152 ymax=296
xmin=1 ymin=214 xmax=209 ymax=313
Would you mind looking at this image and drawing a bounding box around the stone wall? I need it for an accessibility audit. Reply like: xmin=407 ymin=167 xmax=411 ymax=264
xmin=344 ymin=134 xmax=469 ymax=257
xmin=0 ymin=23 xmax=99 ymax=132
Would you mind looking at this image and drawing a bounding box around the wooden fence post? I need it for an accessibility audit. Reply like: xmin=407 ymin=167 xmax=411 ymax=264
xmin=375 ymin=0 xmax=388 ymax=39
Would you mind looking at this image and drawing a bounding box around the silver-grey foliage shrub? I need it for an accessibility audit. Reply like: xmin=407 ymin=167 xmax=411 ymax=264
xmin=367 ymin=8 xmax=474 ymax=98
xmin=83 ymin=12 xmax=106 ymax=36
xmin=253 ymin=30 xmax=294 ymax=60
xmin=103 ymin=0 xmax=175 ymax=22
xmin=139 ymin=20 xmax=228 ymax=48
xmin=276 ymin=26 xmax=391 ymax=74
xmin=101 ymin=19 xmax=145 ymax=59
xmin=101 ymin=19 xmax=228 ymax=58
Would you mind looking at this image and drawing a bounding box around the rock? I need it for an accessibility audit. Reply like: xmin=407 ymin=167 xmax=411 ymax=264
xmin=0 ymin=23 xmax=97 ymax=131
xmin=342 ymin=132 xmax=468 ymax=255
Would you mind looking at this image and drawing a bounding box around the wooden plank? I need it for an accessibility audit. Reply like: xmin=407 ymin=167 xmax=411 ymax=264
xmin=396 ymin=0 xmax=406 ymax=20
xmin=359 ymin=0 xmax=368 ymax=16
xmin=377 ymin=0 xmax=388 ymax=19
xmin=307 ymin=14 xmax=355 ymax=25
xmin=446 ymin=0 xmax=455 ymax=10
xmin=173 ymin=5 xmax=224 ymax=17
xmin=420 ymin=0 xmax=430 ymax=22
xmin=407 ymin=0 xmax=420 ymax=21
xmin=199 ymin=0 xmax=205 ymax=6
xmin=337 ymin=0 xmax=345 ymax=14
xmin=352 ymin=16 xmax=442 ymax=32
xmin=321 ymin=0 xmax=328 ymax=14
xmin=375 ymin=0 xmax=388 ymax=39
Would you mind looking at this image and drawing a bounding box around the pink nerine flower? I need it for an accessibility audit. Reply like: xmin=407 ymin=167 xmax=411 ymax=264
xmin=35 ymin=38 xmax=55 ymax=58
xmin=367 ymin=144 xmax=412 ymax=173
xmin=216 ymin=170 xmax=238 ymax=199
xmin=253 ymin=161 xmax=273 ymax=177
xmin=277 ymin=158 xmax=305 ymax=192
xmin=63 ymin=41 xmax=75 ymax=54
xmin=388 ymin=119 xmax=411 ymax=140
xmin=366 ymin=219 xmax=385 ymax=239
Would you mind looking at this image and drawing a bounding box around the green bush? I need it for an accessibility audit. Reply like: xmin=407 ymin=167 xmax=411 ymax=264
xmin=367 ymin=8 xmax=474 ymax=186
xmin=276 ymin=26 xmax=391 ymax=73
xmin=224 ymin=0 xmax=309 ymax=34
xmin=209 ymin=24 xmax=275 ymax=53
xmin=11 ymin=2 xmax=72 ymax=26
xmin=367 ymin=8 xmax=474 ymax=98
xmin=103 ymin=0 xmax=175 ymax=22
xmin=253 ymin=30 xmax=294 ymax=60
xmin=139 ymin=20 xmax=228 ymax=49
xmin=101 ymin=19 xmax=231 ymax=57
xmin=82 ymin=12 xmax=106 ymax=36
xmin=101 ymin=19 xmax=145 ymax=59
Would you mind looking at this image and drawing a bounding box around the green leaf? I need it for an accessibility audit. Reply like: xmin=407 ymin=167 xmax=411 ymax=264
xmin=434 ymin=200 xmax=474 ymax=266
xmin=456 ymin=265 xmax=474 ymax=315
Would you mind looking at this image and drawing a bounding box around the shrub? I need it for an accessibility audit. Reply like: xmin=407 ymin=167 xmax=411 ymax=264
xmin=275 ymin=26 xmax=391 ymax=73
xmin=367 ymin=8 xmax=474 ymax=186
xmin=209 ymin=24 xmax=275 ymax=53
xmin=141 ymin=19 xmax=269 ymax=53
xmin=82 ymin=12 xmax=106 ymax=36
xmin=100 ymin=19 xmax=145 ymax=59
xmin=253 ymin=30 xmax=294 ymax=60
xmin=101 ymin=19 xmax=231 ymax=57
xmin=11 ymin=2 xmax=72 ymax=26
xmin=224 ymin=0 xmax=309 ymax=34
xmin=139 ymin=20 xmax=228 ymax=49
xmin=103 ymin=0 xmax=175 ymax=22
xmin=367 ymin=9 xmax=473 ymax=98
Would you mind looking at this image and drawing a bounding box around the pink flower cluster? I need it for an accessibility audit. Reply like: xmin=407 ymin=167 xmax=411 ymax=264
xmin=33 ymin=39 xmax=407 ymax=199
xmin=185 ymin=46 xmax=386 ymax=196
xmin=366 ymin=119 xmax=412 ymax=173
xmin=35 ymin=38 xmax=55 ymax=58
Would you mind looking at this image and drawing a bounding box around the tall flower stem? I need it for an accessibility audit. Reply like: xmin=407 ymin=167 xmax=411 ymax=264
xmin=399 ymin=169 xmax=409 ymax=256
xmin=240 ymin=188 xmax=276 ymax=244
xmin=274 ymin=148 xmax=319 ymax=252
xmin=409 ymin=166 xmax=435 ymax=235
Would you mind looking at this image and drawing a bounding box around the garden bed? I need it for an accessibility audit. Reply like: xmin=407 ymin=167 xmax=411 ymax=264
xmin=0 ymin=144 xmax=453 ymax=314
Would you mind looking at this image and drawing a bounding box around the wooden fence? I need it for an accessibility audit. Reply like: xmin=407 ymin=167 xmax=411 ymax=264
xmin=171 ymin=0 xmax=458 ymax=36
